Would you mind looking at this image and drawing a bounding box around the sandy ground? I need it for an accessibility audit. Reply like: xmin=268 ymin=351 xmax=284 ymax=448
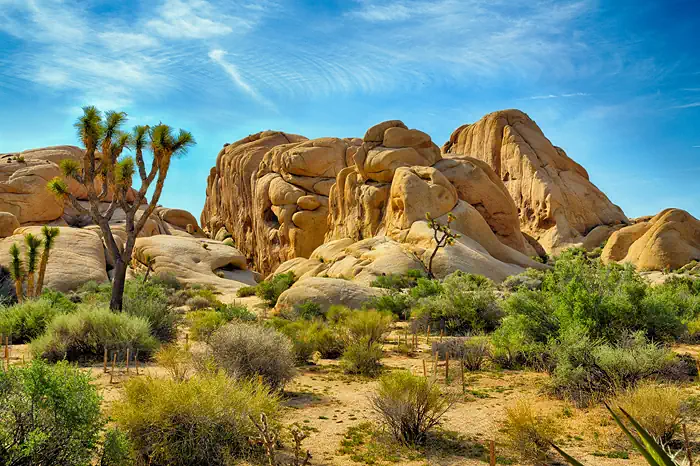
xmin=6 ymin=330 xmax=700 ymax=466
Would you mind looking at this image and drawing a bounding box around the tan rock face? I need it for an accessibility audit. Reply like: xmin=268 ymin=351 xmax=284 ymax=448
xmin=0 ymin=227 xmax=108 ymax=292
xmin=601 ymin=209 xmax=700 ymax=271
xmin=132 ymin=235 xmax=256 ymax=293
xmin=0 ymin=156 xmax=63 ymax=223
xmin=443 ymin=109 xmax=628 ymax=252
xmin=275 ymin=277 xmax=383 ymax=314
xmin=0 ymin=213 xmax=20 ymax=238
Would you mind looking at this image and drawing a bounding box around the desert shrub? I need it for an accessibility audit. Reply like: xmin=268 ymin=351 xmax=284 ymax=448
xmin=365 ymin=291 xmax=412 ymax=320
xmin=113 ymin=373 xmax=280 ymax=466
xmin=99 ymin=427 xmax=134 ymax=466
xmin=155 ymin=344 xmax=193 ymax=381
xmin=370 ymin=371 xmax=454 ymax=446
xmin=256 ymin=271 xmax=295 ymax=307
xmin=168 ymin=289 xmax=191 ymax=307
xmin=274 ymin=318 xmax=345 ymax=362
xmin=462 ymin=335 xmax=493 ymax=371
xmin=0 ymin=360 xmax=104 ymax=465
xmin=687 ymin=318 xmax=700 ymax=342
xmin=209 ymin=323 xmax=295 ymax=390
xmin=612 ymin=382 xmax=688 ymax=444
xmin=149 ymin=271 xmax=182 ymax=290
xmin=186 ymin=295 xmax=213 ymax=311
xmin=32 ymin=306 xmax=158 ymax=362
xmin=550 ymin=330 xmax=679 ymax=406
xmin=217 ymin=303 xmax=256 ymax=321
xmin=341 ymin=309 xmax=393 ymax=345
xmin=371 ymin=273 xmax=411 ymax=290
xmin=236 ymin=285 xmax=257 ymax=297
xmin=409 ymin=277 xmax=443 ymax=299
xmin=0 ymin=298 xmax=67 ymax=343
xmin=40 ymin=287 xmax=79 ymax=313
xmin=188 ymin=310 xmax=228 ymax=342
xmin=342 ymin=337 xmax=384 ymax=376
xmin=292 ymin=300 xmax=323 ymax=320
xmin=502 ymin=400 xmax=558 ymax=464
xmin=413 ymin=288 xmax=502 ymax=335
xmin=500 ymin=269 xmax=545 ymax=292
xmin=490 ymin=314 xmax=550 ymax=370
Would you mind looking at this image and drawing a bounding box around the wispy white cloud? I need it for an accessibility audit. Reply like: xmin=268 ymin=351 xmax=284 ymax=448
xmin=208 ymin=49 xmax=275 ymax=109
xmin=527 ymin=92 xmax=591 ymax=100
xmin=99 ymin=32 xmax=160 ymax=51
xmin=146 ymin=0 xmax=240 ymax=39
xmin=673 ymin=102 xmax=700 ymax=109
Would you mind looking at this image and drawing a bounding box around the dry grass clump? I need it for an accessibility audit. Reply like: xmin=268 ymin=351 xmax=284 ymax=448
xmin=502 ymin=399 xmax=559 ymax=464
xmin=208 ymin=322 xmax=295 ymax=390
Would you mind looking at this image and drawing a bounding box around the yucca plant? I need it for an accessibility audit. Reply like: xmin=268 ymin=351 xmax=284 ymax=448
xmin=35 ymin=226 xmax=59 ymax=296
xmin=23 ymin=233 xmax=43 ymax=299
xmin=9 ymin=243 xmax=24 ymax=303
xmin=553 ymin=403 xmax=688 ymax=466
xmin=47 ymin=107 xmax=195 ymax=311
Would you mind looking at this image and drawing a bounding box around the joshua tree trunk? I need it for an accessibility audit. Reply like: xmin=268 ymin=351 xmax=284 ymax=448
xmin=26 ymin=274 xmax=34 ymax=299
xmin=35 ymin=255 xmax=48 ymax=296
xmin=14 ymin=280 xmax=23 ymax=303
xmin=110 ymin=258 xmax=127 ymax=312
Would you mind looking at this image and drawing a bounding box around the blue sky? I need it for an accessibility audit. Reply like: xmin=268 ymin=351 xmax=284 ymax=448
xmin=0 ymin=0 xmax=698 ymax=220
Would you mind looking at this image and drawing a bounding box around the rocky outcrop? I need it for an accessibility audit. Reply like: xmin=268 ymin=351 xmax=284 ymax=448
xmin=275 ymin=277 xmax=383 ymax=314
xmin=601 ymin=209 xmax=700 ymax=271
xmin=443 ymin=109 xmax=628 ymax=253
xmin=132 ymin=235 xmax=256 ymax=293
xmin=0 ymin=213 xmax=20 ymax=238
xmin=0 ymin=227 xmax=108 ymax=292
xmin=0 ymin=155 xmax=64 ymax=224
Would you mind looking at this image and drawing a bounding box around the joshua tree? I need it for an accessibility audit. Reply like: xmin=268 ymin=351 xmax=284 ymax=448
xmin=48 ymin=107 xmax=195 ymax=311
xmin=9 ymin=244 xmax=24 ymax=303
xmin=424 ymin=212 xmax=460 ymax=279
xmin=35 ymin=226 xmax=59 ymax=296
xmin=23 ymin=233 xmax=43 ymax=298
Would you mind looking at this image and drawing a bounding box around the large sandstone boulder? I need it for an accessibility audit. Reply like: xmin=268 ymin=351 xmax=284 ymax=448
xmin=601 ymin=209 xmax=700 ymax=271
xmin=275 ymin=277 xmax=383 ymax=314
xmin=0 ymin=227 xmax=108 ymax=292
xmin=0 ymin=213 xmax=20 ymax=238
xmin=132 ymin=235 xmax=256 ymax=294
xmin=443 ymin=109 xmax=628 ymax=253
xmin=0 ymin=155 xmax=63 ymax=223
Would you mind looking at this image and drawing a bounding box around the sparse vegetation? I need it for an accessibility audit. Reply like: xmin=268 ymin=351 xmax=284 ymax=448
xmin=208 ymin=322 xmax=296 ymax=390
xmin=502 ymin=400 xmax=559 ymax=464
xmin=371 ymin=371 xmax=455 ymax=446
xmin=113 ymin=373 xmax=279 ymax=465
xmin=256 ymin=271 xmax=296 ymax=307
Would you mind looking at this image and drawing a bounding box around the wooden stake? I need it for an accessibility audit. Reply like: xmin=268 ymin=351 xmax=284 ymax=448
xmin=103 ymin=347 xmax=108 ymax=373
xmin=126 ymin=348 xmax=130 ymax=374
xmin=460 ymin=358 xmax=465 ymax=394
xmin=110 ymin=353 xmax=116 ymax=384
xmin=445 ymin=351 xmax=449 ymax=384
xmin=185 ymin=333 xmax=189 ymax=345
xmin=489 ymin=440 xmax=496 ymax=466
xmin=683 ymin=423 xmax=693 ymax=466
xmin=439 ymin=328 xmax=444 ymax=342
xmin=433 ymin=351 xmax=438 ymax=376
xmin=135 ymin=350 xmax=139 ymax=376
xmin=426 ymin=324 xmax=430 ymax=344
xmin=422 ymin=359 xmax=427 ymax=377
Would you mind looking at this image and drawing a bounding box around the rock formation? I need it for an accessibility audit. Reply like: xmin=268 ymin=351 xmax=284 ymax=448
xmin=602 ymin=209 xmax=700 ymax=271
xmin=443 ymin=109 xmax=628 ymax=253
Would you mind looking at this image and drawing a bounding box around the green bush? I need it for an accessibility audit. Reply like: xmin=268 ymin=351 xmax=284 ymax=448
xmin=236 ymin=285 xmax=257 ymax=297
xmin=341 ymin=309 xmax=393 ymax=345
xmin=342 ymin=338 xmax=384 ymax=376
xmin=186 ymin=295 xmax=212 ymax=310
xmin=370 ymin=370 xmax=454 ymax=446
xmin=40 ymin=287 xmax=79 ymax=313
xmin=0 ymin=360 xmax=104 ymax=465
xmin=256 ymin=272 xmax=295 ymax=307
xmin=365 ymin=291 xmax=413 ymax=320
xmin=188 ymin=310 xmax=228 ymax=342
xmin=217 ymin=303 xmax=256 ymax=322
xmin=209 ymin=322 xmax=295 ymax=390
xmin=113 ymin=373 xmax=280 ymax=466
xmin=409 ymin=277 xmax=443 ymax=299
xmin=292 ymin=300 xmax=323 ymax=320
xmin=32 ymin=306 xmax=158 ymax=362
xmin=149 ymin=272 xmax=182 ymax=290
xmin=99 ymin=427 xmax=134 ymax=466
xmin=274 ymin=318 xmax=345 ymax=363
xmin=550 ymin=330 xmax=680 ymax=406
xmin=0 ymin=298 xmax=68 ymax=343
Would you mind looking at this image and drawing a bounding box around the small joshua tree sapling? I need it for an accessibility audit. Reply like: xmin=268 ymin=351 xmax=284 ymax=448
xmin=424 ymin=212 xmax=460 ymax=279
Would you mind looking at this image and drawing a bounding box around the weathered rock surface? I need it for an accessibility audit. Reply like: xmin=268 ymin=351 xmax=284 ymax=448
xmin=275 ymin=277 xmax=383 ymax=314
xmin=0 ymin=212 xmax=20 ymax=238
xmin=0 ymin=155 xmax=64 ymax=223
xmin=602 ymin=209 xmax=700 ymax=271
xmin=443 ymin=109 xmax=628 ymax=253
xmin=132 ymin=235 xmax=256 ymax=293
xmin=0 ymin=227 xmax=108 ymax=292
